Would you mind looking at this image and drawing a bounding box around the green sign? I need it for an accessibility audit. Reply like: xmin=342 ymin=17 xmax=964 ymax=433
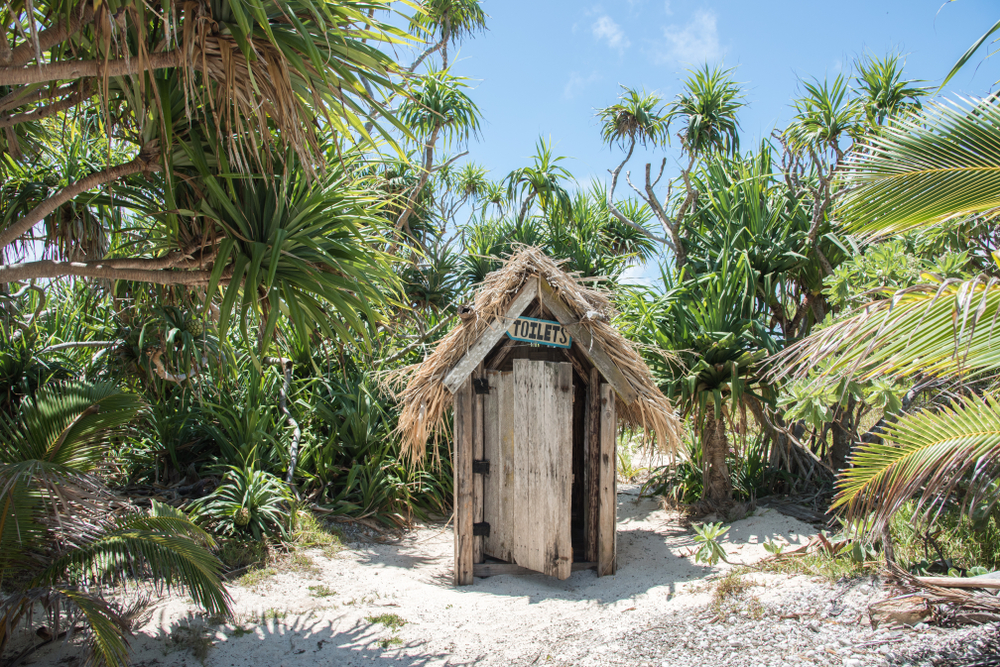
xmin=506 ymin=316 xmax=572 ymax=349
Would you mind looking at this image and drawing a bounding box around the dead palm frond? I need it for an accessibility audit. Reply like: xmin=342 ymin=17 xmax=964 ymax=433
xmin=834 ymin=392 xmax=1000 ymax=533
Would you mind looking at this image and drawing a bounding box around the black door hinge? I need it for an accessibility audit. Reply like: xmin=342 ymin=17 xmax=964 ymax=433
xmin=473 ymin=459 xmax=490 ymax=475
xmin=473 ymin=522 xmax=491 ymax=537
xmin=473 ymin=378 xmax=490 ymax=394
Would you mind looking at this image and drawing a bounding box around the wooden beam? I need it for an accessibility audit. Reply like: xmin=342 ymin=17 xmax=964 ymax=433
xmin=474 ymin=562 xmax=597 ymax=578
xmin=584 ymin=367 xmax=600 ymax=563
xmin=453 ymin=376 xmax=474 ymax=585
xmin=598 ymin=383 xmax=617 ymax=577
xmin=473 ymin=361 xmax=485 ymax=564
xmin=537 ymin=278 xmax=638 ymax=405
xmin=444 ymin=278 xmax=539 ymax=394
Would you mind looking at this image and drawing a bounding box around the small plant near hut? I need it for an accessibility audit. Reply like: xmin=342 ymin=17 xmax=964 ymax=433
xmin=693 ymin=522 xmax=731 ymax=565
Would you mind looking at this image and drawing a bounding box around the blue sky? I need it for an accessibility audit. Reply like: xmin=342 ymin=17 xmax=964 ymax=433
xmin=398 ymin=0 xmax=995 ymax=181
xmin=394 ymin=0 xmax=997 ymax=280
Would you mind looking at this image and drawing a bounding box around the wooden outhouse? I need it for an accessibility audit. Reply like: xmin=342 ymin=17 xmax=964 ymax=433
xmin=394 ymin=249 xmax=680 ymax=585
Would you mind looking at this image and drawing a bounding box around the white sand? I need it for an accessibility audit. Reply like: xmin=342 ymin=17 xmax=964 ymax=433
xmin=23 ymin=488 xmax=820 ymax=666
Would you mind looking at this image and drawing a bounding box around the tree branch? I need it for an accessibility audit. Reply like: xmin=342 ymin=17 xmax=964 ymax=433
xmin=407 ymin=36 xmax=446 ymax=74
xmin=40 ymin=340 xmax=114 ymax=353
xmin=0 ymin=259 xmax=213 ymax=285
xmin=395 ymin=125 xmax=440 ymax=232
xmin=0 ymin=51 xmax=180 ymax=87
xmin=0 ymin=88 xmax=90 ymax=128
xmin=0 ymin=145 xmax=160 ymax=249
xmin=380 ymin=313 xmax=456 ymax=365
xmin=605 ymin=138 xmax=670 ymax=245
xmin=8 ymin=5 xmax=94 ymax=68
xmin=642 ymin=160 xmax=686 ymax=267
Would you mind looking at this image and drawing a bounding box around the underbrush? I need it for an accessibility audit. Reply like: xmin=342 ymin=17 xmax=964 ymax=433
xmin=890 ymin=502 xmax=1000 ymax=575
xmin=219 ymin=509 xmax=344 ymax=587
xmin=752 ymin=553 xmax=876 ymax=582
xmin=642 ymin=434 xmax=783 ymax=504
xmin=710 ymin=571 xmax=765 ymax=620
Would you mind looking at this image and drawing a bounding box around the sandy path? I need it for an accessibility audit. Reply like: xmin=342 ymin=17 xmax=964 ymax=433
xmin=105 ymin=487 xmax=817 ymax=667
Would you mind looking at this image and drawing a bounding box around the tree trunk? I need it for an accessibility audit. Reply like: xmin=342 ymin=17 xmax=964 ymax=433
xmin=829 ymin=396 xmax=856 ymax=471
xmin=0 ymin=259 xmax=213 ymax=285
xmin=701 ymin=411 xmax=732 ymax=507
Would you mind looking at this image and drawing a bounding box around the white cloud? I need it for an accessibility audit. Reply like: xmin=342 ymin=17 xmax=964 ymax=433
xmin=563 ymin=71 xmax=602 ymax=99
xmin=592 ymin=15 xmax=631 ymax=54
xmin=658 ymin=10 xmax=722 ymax=65
xmin=663 ymin=0 xmax=673 ymax=15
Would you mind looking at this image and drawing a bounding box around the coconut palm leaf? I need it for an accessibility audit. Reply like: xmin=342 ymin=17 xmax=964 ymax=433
xmin=834 ymin=392 xmax=1000 ymax=532
xmin=774 ymin=275 xmax=1000 ymax=382
xmin=836 ymin=97 xmax=1000 ymax=237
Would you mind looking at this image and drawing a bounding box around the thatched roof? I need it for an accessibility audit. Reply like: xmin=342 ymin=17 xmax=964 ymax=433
xmin=390 ymin=247 xmax=682 ymax=463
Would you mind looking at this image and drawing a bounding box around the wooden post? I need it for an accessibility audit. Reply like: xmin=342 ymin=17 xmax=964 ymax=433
xmin=454 ymin=375 xmax=474 ymax=585
xmin=473 ymin=362 xmax=485 ymax=564
xmin=598 ymin=383 xmax=617 ymax=576
xmin=584 ymin=368 xmax=600 ymax=563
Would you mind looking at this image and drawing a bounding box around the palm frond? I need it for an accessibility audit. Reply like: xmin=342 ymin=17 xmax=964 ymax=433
xmin=941 ymin=18 xmax=1000 ymax=89
xmin=833 ymin=392 xmax=1000 ymax=532
xmin=836 ymin=97 xmax=1000 ymax=237
xmin=774 ymin=275 xmax=1000 ymax=382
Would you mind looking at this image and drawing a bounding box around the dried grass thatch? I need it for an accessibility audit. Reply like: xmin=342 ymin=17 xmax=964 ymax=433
xmin=388 ymin=247 xmax=682 ymax=463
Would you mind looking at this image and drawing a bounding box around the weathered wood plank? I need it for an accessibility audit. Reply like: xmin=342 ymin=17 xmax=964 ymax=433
xmin=497 ymin=371 xmax=515 ymax=561
xmin=443 ymin=278 xmax=539 ymax=394
xmin=584 ymin=367 xmax=600 ymax=563
xmin=598 ymin=382 xmax=617 ymax=577
xmin=453 ymin=376 xmax=474 ymax=586
xmin=508 ymin=359 xmax=573 ymax=580
xmin=512 ymin=359 xmax=534 ymax=572
xmin=473 ymin=362 xmax=485 ymax=564
xmin=482 ymin=370 xmax=501 ymax=559
xmin=550 ymin=361 xmax=574 ymax=580
xmin=474 ymin=562 xmax=597 ymax=578
xmin=537 ymin=278 xmax=638 ymax=405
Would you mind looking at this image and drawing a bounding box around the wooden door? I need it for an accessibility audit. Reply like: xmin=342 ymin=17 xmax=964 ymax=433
xmin=482 ymin=359 xmax=574 ymax=579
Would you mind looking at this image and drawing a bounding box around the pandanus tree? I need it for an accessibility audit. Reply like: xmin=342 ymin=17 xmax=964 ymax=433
xmin=505 ymin=137 xmax=573 ymax=224
xmin=0 ymin=0 xmax=410 ymax=336
xmin=408 ymin=0 xmax=487 ymax=71
xmin=620 ymin=249 xmax=778 ymax=508
xmin=395 ymin=69 xmax=482 ymax=236
xmin=597 ymin=66 xmax=745 ymax=271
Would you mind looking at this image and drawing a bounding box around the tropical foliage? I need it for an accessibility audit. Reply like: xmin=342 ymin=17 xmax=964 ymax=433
xmin=3 ymin=0 xmax=1000 ymax=660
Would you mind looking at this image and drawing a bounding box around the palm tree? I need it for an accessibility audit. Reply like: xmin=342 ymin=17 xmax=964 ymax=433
xmin=596 ymin=87 xmax=674 ymax=248
xmin=0 ymin=381 xmax=230 ymax=666
xmin=0 ymin=0 xmax=409 ymax=254
xmin=774 ymin=90 xmax=1000 ymax=531
xmin=621 ymin=249 xmax=778 ymax=508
